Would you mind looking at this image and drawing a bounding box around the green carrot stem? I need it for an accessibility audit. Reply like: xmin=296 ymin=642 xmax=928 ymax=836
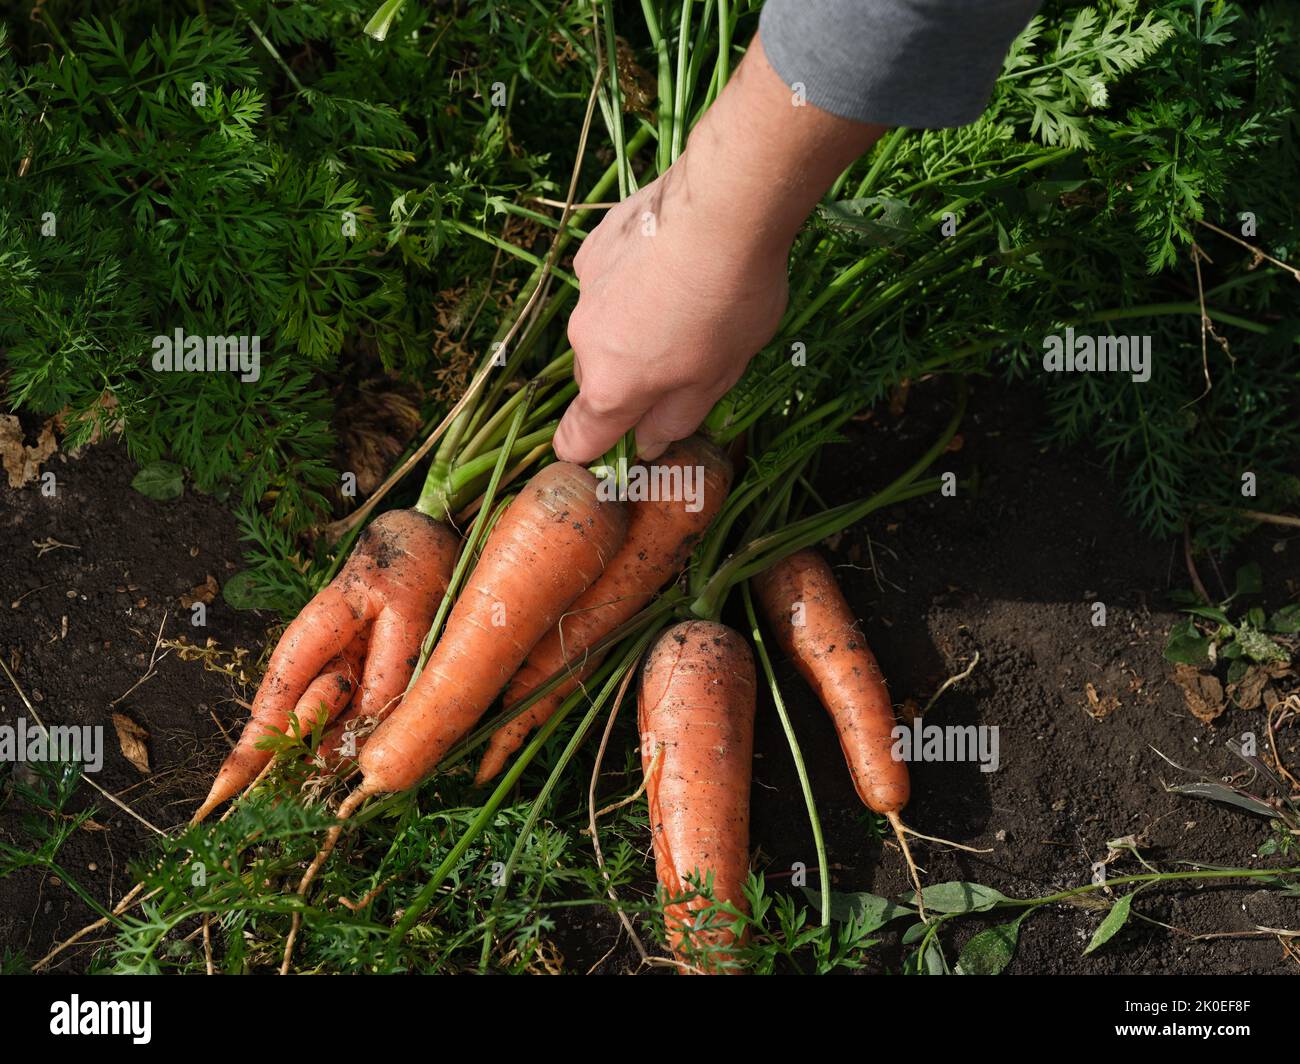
xmin=448 ymin=219 xmax=580 ymax=285
xmin=695 ymin=398 xmax=852 ymax=586
xmin=894 ymin=145 xmax=1076 ymax=200
xmin=411 ymin=387 xmax=534 ymax=677
xmin=671 ymin=0 xmax=694 ymax=162
xmin=641 ymin=0 xmax=674 ymax=175
xmin=601 ymin=0 xmax=632 ymax=197
xmin=682 ymin=0 xmax=717 ymax=122
xmin=742 ymin=584 xmax=831 ymax=926
xmin=459 ymin=350 xmax=575 ymax=463
xmin=711 ymin=0 xmax=732 ymax=104
xmin=445 ymin=426 xmax=557 ymax=497
xmin=475 ymin=622 xmax=664 ymax=968
xmin=691 ymin=383 xmax=964 ymax=618
xmin=853 ymin=128 xmax=907 ymax=198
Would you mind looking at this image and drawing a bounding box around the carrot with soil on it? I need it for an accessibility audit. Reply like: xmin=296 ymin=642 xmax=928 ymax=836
xmin=281 ymin=460 xmax=626 ymax=972
xmin=639 ymin=619 xmax=756 ymax=973
xmin=192 ymin=509 xmax=459 ymax=824
xmin=752 ymin=548 xmax=927 ymax=913
xmin=475 ymin=435 xmax=733 ymax=784
xmin=359 ymin=460 xmax=627 ymax=794
xmin=275 ymin=630 xmax=370 ymax=749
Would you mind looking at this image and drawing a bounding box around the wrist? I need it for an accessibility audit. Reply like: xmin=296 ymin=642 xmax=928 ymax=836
xmin=674 ymin=33 xmax=886 ymax=257
xmin=670 ymin=138 xmax=800 ymax=263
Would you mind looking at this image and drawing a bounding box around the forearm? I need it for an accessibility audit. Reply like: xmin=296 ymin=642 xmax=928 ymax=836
xmin=674 ymin=34 xmax=885 ymax=258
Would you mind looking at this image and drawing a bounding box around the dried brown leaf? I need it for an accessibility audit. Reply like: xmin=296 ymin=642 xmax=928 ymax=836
xmin=111 ymin=712 xmax=151 ymax=774
xmin=337 ymin=383 xmax=424 ymax=494
xmin=1084 ymin=681 xmax=1121 ymax=720
xmin=1227 ymin=664 xmax=1271 ymax=711
xmin=1172 ymin=664 xmax=1225 ymax=723
xmin=0 ymin=416 xmax=58 ymax=488
xmin=180 ymin=574 xmax=219 ymax=609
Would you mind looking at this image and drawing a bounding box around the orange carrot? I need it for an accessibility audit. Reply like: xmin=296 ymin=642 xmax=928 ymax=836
xmin=475 ymin=436 xmax=732 ymax=784
xmin=313 ymin=601 xmax=447 ymax=771
xmin=287 ymin=629 xmax=368 ymax=735
xmin=193 ymin=509 xmax=458 ymax=822
xmin=639 ymin=620 xmax=756 ymax=973
xmin=355 ymin=461 xmax=627 ymax=795
xmin=753 ymin=548 xmax=909 ymax=814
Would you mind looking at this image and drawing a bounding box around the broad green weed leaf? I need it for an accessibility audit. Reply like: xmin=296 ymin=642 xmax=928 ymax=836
xmin=912 ymin=881 xmax=1011 ymax=913
xmin=131 ymin=460 xmax=183 ymax=501
xmin=1084 ymin=893 xmax=1133 ymax=955
xmin=802 ymin=887 xmax=913 ymax=931
xmin=956 ymin=913 xmax=1028 ymax=974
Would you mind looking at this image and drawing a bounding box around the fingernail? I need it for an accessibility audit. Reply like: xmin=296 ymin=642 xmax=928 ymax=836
xmin=637 ymin=440 xmax=668 ymax=461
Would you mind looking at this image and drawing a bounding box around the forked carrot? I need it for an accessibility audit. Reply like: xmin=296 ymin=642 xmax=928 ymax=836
xmin=475 ymin=436 xmax=732 ymax=784
xmin=287 ymin=630 xmax=368 ymax=734
xmin=639 ymin=620 xmax=756 ymax=973
xmin=193 ymin=509 xmax=458 ymax=823
xmin=281 ymin=461 xmax=627 ymax=972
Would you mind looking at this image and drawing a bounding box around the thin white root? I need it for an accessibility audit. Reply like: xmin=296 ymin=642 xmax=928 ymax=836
xmin=919 ymin=651 xmax=980 ymax=718
xmin=888 ymin=811 xmax=928 ymax=924
xmin=899 ymin=825 xmax=993 ymax=854
xmin=587 ymin=744 xmax=660 ymax=827
xmin=586 ymin=653 xmax=651 ymax=965
xmin=281 ymin=787 xmax=370 ymax=975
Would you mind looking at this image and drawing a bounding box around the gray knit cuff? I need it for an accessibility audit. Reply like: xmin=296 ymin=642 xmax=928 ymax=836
xmin=758 ymin=0 xmax=1043 ymax=128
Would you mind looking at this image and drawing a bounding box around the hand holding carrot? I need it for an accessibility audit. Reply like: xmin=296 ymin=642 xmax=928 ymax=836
xmin=553 ymin=34 xmax=883 ymax=464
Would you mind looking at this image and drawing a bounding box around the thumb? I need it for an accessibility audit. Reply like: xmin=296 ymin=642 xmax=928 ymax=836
xmin=553 ymin=391 xmax=651 ymax=464
xmin=632 ymin=386 xmax=721 ymax=461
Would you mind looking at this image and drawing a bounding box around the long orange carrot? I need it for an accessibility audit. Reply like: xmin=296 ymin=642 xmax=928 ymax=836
xmin=355 ymin=461 xmax=627 ymax=795
xmin=193 ymin=509 xmax=458 ymax=822
xmin=753 ymin=549 xmax=909 ymax=814
xmin=639 ymin=620 xmax=756 ymax=973
xmin=475 ymin=436 xmax=732 ymax=784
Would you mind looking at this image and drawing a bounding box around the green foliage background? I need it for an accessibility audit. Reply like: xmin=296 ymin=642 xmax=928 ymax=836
xmin=3 ymin=0 xmax=1299 ymax=575
xmin=1 ymin=0 xmax=593 ymax=542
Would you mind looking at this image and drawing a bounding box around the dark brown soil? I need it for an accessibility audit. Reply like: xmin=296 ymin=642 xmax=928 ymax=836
xmin=0 ymin=432 xmax=265 ymax=969
xmin=3 ymin=380 xmax=1298 ymax=975
xmin=740 ymin=380 xmax=1300 ymax=975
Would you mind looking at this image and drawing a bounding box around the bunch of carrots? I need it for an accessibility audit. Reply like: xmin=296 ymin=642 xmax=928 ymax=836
xmin=192 ymin=339 xmax=963 ymax=971
xmin=168 ymin=0 xmax=988 ymax=974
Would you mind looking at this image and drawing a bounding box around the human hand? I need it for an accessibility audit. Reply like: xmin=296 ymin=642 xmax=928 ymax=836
xmin=552 ymin=34 xmax=884 ymax=464
xmin=553 ymin=164 xmax=790 ymax=463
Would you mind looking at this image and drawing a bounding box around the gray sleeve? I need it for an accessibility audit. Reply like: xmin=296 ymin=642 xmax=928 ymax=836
xmin=758 ymin=0 xmax=1043 ymax=128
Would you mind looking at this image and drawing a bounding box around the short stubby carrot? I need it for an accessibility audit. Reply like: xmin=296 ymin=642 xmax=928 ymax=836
xmin=639 ymin=620 xmax=756 ymax=973
xmin=753 ymin=548 xmax=909 ymax=814
xmin=356 ymin=461 xmax=627 ymax=795
xmin=475 ymin=436 xmax=733 ymax=784
xmin=194 ymin=509 xmax=458 ymax=822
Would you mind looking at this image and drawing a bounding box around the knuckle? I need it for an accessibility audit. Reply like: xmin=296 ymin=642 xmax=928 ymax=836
xmin=647 ymin=408 xmax=697 ymax=438
xmin=566 ymin=310 xmax=593 ymax=354
xmin=581 ymin=382 xmax=629 ymax=419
